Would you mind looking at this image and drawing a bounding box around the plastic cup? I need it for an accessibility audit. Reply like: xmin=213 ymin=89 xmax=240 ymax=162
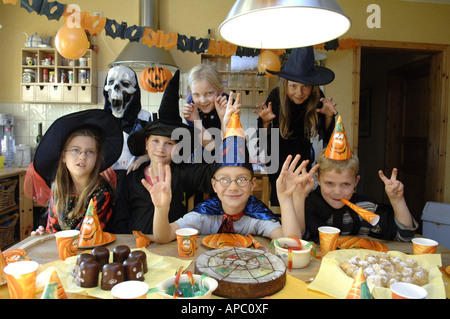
xmin=54 ymin=230 xmax=80 ymax=260
xmin=412 ymin=237 xmax=438 ymax=255
xmin=175 ymin=228 xmax=199 ymax=258
xmin=111 ymin=280 xmax=149 ymax=299
xmin=4 ymin=260 xmax=39 ymax=299
xmin=391 ymin=282 xmax=428 ymax=299
xmin=318 ymin=226 xmax=340 ymax=254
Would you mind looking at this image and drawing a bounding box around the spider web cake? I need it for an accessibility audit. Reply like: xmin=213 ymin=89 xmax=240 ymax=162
xmin=195 ymin=247 xmax=286 ymax=298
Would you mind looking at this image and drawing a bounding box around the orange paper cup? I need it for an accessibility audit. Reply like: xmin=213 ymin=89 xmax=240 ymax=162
xmin=318 ymin=226 xmax=340 ymax=254
xmin=175 ymin=228 xmax=199 ymax=258
xmin=412 ymin=237 xmax=438 ymax=255
xmin=54 ymin=230 xmax=80 ymax=260
xmin=391 ymin=282 xmax=428 ymax=299
xmin=4 ymin=260 xmax=39 ymax=299
xmin=111 ymin=280 xmax=149 ymax=299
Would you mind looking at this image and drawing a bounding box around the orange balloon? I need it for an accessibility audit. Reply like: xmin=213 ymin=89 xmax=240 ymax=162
xmin=258 ymin=50 xmax=281 ymax=78
xmin=55 ymin=23 xmax=88 ymax=60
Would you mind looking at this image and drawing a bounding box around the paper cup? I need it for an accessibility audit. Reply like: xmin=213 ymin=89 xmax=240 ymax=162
xmin=391 ymin=282 xmax=428 ymax=299
xmin=111 ymin=280 xmax=149 ymax=299
xmin=318 ymin=226 xmax=340 ymax=254
xmin=4 ymin=260 xmax=39 ymax=299
xmin=175 ymin=228 xmax=199 ymax=258
xmin=412 ymin=237 xmax=438 ymax=255
xmin=54 ymin=230 xmax=80 ymax=260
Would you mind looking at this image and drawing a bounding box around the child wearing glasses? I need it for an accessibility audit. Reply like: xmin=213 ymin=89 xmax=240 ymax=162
xmin=28 ymin=110 xmax=123 ymax=234
xmin=146 ymin=113 xmax=319 ymax=243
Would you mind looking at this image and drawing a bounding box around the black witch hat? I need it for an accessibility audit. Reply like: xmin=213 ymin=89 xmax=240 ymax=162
xmin=33 ymin=109 xmax=123 ymax=184
xmin=267 ymin=46 xmax=334 ymax=86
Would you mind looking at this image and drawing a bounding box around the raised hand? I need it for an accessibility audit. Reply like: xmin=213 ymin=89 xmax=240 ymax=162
xmin=276 ymin=155 xmax=319 ymax=198
xmin=253 ymin=101 xmax=276 ymax=126
xmin=221 ymin=91 xmax=241 ymax=130
xmin=141 ymin=163 xmax=172 ymax=209
xmin=317 ymin=97 xmax=338 ymax=117
xmin=215 ymin=94 xmax=229 ymax=120
xmin=378 ymin=168 xmax=404 ymax=201
xmin=182 ymin=103 xmax=200 ymax=123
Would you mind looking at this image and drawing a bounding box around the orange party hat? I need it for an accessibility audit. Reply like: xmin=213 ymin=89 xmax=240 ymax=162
xmin=0 ymin=249 xmax=7 ymax=285
xmin=346 ymin=267 xmax=372 ymax=299
xmin=41 ymin=269 xmax=67 ymax=299
xmin=218 ymin=113 xmax=253 ymax=172
xmin=325 ymin=116 xmax=352 ymax=160
xmin=224 ymin=113 xmax=246 ymax=139
xmin=78 ymin=198 xmax=116 ymax=247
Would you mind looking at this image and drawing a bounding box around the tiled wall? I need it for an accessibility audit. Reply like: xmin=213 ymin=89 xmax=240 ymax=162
xmin=0 ymin=82 xmax=259 ymax=162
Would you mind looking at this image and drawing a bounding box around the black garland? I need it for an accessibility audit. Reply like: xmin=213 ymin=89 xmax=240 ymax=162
xmin=15 ymin=0 xmax=340 ymax=56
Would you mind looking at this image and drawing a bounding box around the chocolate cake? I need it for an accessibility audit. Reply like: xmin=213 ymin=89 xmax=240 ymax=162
xmin=195 ymin=247 xmax=286 ymax=298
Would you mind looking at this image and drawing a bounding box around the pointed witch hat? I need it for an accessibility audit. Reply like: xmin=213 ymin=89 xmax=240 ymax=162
xmin=216 ymin=113 xmax=253 ymax=172
xmin=346 ymin=267 xmax=372 ymax=299
xmin=266 ymin=46 xmax=334 ymax=86
xmin=127 ymin=69 xmax=194 ymax=156
xmin=78 ymin=198 xmax=116 ymax=247
xmin=41 ymin=269 xmax=68 ymax=299
xmin=324 ymin=115 xmax=352 ymax=160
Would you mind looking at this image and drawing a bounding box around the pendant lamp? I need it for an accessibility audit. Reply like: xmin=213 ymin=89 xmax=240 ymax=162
xmin=219 ymin=0 xmax=351 ymax=49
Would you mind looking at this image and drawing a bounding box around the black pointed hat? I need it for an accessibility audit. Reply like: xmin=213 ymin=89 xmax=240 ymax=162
xmin=33 ymin=109 xmax=123 ymax=184
xmin=127 ymin=70 xmax=193 ymax=156
xmin=267 ymin=46 xmax=334 ymax=86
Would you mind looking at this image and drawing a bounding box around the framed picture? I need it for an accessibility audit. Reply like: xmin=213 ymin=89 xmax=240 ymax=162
xmin=359 ymin=89 xmax=371 ymax=137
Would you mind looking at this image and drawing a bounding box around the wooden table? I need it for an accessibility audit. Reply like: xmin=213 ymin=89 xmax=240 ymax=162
xmin=1 ymin=234 xmax=449 ymax=299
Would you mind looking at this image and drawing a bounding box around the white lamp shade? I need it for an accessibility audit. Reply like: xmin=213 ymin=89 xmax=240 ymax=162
xmin=219 ymin=0 xmax=351 ymax=49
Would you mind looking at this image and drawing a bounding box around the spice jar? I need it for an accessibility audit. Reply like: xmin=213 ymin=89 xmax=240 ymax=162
xmin=22 ymin=69 xmax=36 ymax=82
xmin=42 ymin=69 xmax=49 ymax=82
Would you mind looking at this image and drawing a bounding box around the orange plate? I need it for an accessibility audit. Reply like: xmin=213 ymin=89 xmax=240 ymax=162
xmin=2 ymin=249 xmax=31 ymax=263
xmin=202 ymin=233 xmax=252 ymax=249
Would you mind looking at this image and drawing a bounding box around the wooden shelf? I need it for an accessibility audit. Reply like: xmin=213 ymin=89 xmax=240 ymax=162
xmin=201 ymin=54 xmax=269 ymax=108
xmin=20 ymin=48 xmax=97 ymax=104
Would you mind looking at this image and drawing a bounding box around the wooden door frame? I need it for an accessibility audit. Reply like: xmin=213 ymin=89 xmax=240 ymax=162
xmin=353 ymin=40 xmax=449 ymax=202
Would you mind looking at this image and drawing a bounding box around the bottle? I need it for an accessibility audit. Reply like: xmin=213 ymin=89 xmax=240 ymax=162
xmin=85 ymin=30 xmax=91 ymax=50
xmin=36 ymin=122 xmax=43 ymax=146
xmin=3 ymin=126 xmax=15 ymax=167
xmin=43 ymin=69 xmax=49 ymax=82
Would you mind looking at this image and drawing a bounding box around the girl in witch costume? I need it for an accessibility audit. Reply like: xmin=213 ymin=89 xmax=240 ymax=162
xmin=297 ymin=117 xmax=418 ymax=243
xmin=145 ymin=113 xmax=317 ymax=244
xmin=254 ymin=46 xmax=338 ymax=206
xmin=27 ymin=110 xmax=123 ymax=234
xmin=110 ymin=71 xmax=241 ymax=234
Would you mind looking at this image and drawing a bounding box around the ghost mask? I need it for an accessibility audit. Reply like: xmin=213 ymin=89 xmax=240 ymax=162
xmin=104 ymin=66 xmax=137 ymax=118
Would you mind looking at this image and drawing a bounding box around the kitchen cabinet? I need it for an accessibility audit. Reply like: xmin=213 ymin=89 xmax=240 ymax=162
xmin=201 ymin=54 xmax=269 ymax=108
xmin=20 ymin=48 xmax=97 ymax=104
xmin=0 ymin=168 xmax=33 ymax=248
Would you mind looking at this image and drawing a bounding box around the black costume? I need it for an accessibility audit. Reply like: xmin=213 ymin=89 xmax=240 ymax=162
xmin=304 ymin=187 xmax=418 ymax=243
xmin=258 ymin=87 xmax=334 ymax=205
xmin=110 ymin=161 xmax=215 ymax=234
